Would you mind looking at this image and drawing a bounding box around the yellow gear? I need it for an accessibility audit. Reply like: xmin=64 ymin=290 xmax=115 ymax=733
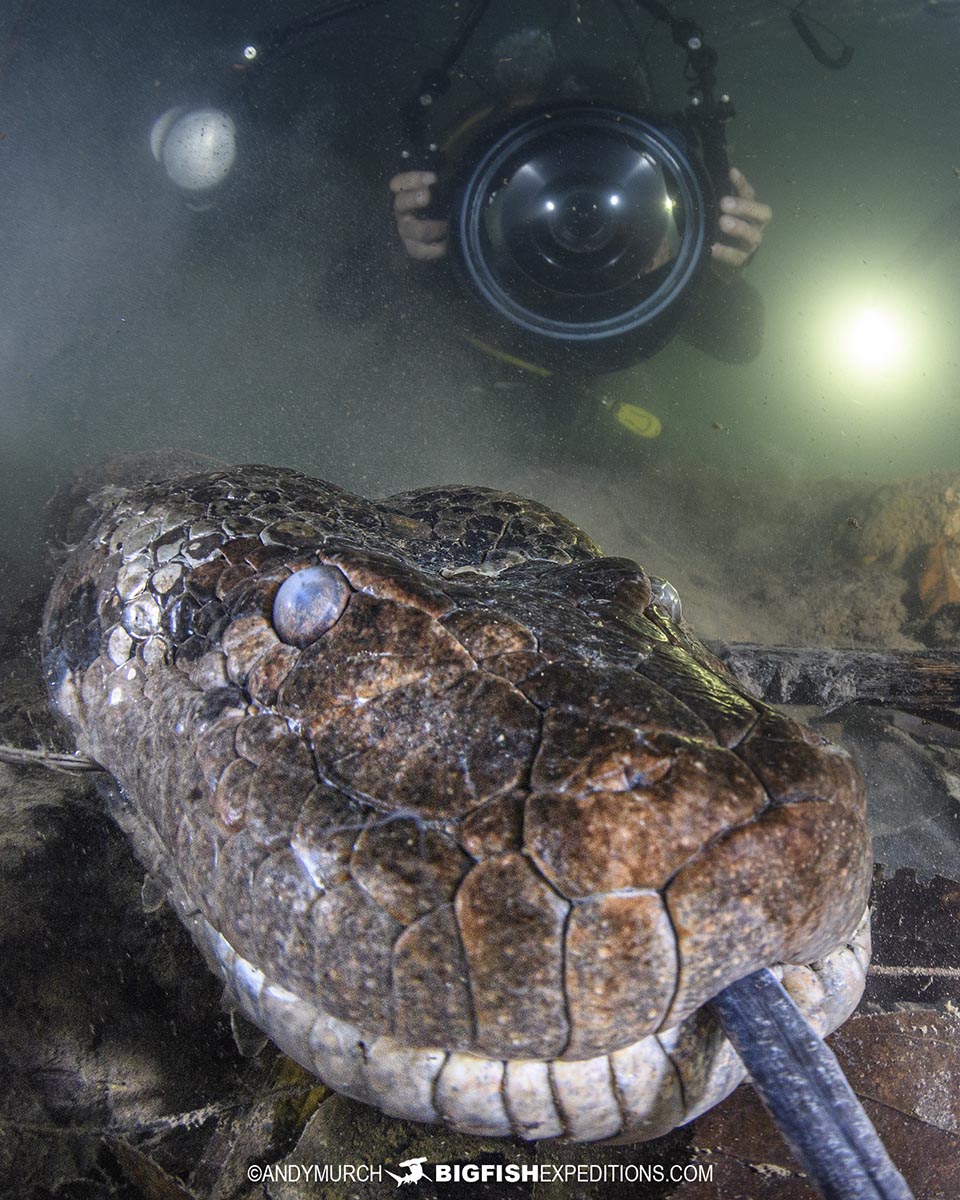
xmin=459 ymin=332 xmax=553 ymax=377
xmin=613 ymin=402 xmax=662 ymax=438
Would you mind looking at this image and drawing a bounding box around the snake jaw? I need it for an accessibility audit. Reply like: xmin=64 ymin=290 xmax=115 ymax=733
xmin=183 ymin=897 xmax=870 ymax=1143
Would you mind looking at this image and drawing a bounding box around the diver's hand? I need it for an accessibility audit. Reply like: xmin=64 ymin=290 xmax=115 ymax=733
xmin=711 ymin=167 xmax=771 ymax=269
xmin=389 ymin=171 xmax=449 ymax=261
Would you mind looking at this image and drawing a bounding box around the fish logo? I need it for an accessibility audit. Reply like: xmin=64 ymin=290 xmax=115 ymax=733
xmin=385 ymin=1156 xmax=428 ymax=1186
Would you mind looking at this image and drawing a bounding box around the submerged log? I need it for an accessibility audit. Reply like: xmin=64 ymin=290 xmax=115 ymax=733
xmin=710 ymin=643 xmax=960 ymax=710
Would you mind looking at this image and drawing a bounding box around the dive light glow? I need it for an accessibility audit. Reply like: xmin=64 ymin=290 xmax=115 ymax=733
xmin=838 ymin=305 xmax=907 ymax=374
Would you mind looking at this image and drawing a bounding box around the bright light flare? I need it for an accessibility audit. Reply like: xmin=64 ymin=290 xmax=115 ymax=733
xmin=838 ymin=305 xmax=907 ymax=374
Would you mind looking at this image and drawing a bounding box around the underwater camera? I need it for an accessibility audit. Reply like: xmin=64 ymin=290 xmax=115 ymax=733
xmin=449 ymin=103 xmax=724 ymax=369
xmin=400 ymin=3 xmax=736 ymax=369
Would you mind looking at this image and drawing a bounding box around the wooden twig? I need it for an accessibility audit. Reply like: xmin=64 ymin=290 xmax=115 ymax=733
xmin=710 ymin=643 xmax=960 ymax=710
xmin=0 ymin=743 xmax=102 ymax=774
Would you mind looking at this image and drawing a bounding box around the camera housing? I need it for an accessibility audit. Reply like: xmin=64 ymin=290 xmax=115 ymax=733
xmin=450 ymin=104 xmax=720 ymax=370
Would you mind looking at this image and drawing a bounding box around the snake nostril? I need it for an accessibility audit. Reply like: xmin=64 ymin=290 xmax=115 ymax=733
xmin=272 ymin=564 xmax=351 ymax=648
xmin=647 ymin=576 xmax=682 ymax=622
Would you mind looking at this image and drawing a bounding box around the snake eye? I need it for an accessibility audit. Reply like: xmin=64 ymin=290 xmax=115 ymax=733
xmin=272 ymin=565 xmax=351 ymax=648
xmin=648 ymin=575 xmax=682 ymax=622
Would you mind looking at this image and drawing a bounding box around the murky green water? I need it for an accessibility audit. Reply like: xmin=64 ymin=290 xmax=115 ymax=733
xmin=4 ymin=0 xmax=960 ymax=626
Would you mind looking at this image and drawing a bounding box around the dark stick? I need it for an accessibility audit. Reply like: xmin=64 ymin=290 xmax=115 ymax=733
xmin=710 ymin=969 xmax=913 ymax=1200
xmin=0 ymin=741 xmax=101 ymax=773
xmin=708 ymin=642 xmax=960 ymax=709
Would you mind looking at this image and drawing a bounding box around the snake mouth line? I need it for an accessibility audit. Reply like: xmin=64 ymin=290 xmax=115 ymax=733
xmin=195 ymin=904 xmax=871 ymax=1144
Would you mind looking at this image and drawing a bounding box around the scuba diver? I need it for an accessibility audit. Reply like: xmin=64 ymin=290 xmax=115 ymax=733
xmin=147 ymin=11 xmax=773 ymax=447
xmin=386 ymin=29 xmax=772 ymax=445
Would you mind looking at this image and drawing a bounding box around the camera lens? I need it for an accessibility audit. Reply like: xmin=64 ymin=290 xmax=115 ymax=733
xmin=551 ymin=191 xmax=611 ymax=252
xmin=455 ymin=107 xmax=713 ymax=364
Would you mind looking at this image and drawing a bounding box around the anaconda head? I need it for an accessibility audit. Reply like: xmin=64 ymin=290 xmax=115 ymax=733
xmin=42 ymin=465 xmax=871 ymax=1142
